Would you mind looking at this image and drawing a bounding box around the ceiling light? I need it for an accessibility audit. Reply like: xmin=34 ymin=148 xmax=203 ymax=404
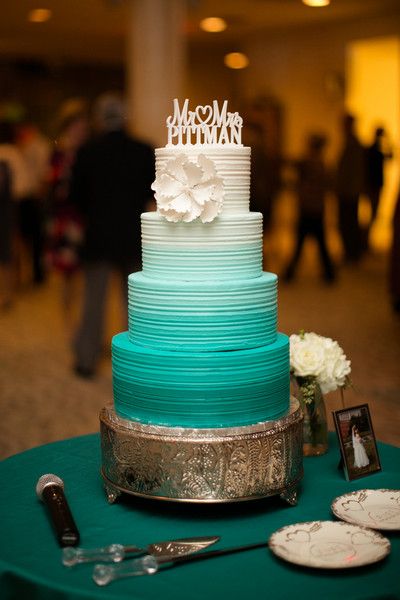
xmin=224 ymin=52 xmax=249 ymax=70
xmin=28 ymin=8 xmax=52 ymax=23
xmin=302 ymin=0 xmax=330 ymax=6
xmin=200 ymin=17 xmax=227 ymax=33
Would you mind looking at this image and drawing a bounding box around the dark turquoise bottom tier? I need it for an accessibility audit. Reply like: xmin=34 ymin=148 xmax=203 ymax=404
xmin=112 ymin=331 xmax=290 ymax=428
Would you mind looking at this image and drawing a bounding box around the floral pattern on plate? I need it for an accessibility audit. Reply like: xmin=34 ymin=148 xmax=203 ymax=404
xmin=268 ymin=520 xmax=390 ymax=569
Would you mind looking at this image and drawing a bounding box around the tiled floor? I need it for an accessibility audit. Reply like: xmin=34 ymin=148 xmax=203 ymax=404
xmin=1 ymin=198 xmax=400 ymax=459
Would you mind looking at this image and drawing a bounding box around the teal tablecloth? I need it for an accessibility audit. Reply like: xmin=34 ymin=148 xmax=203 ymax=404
xmin=0 ymin=433 xmax=399 ymax=600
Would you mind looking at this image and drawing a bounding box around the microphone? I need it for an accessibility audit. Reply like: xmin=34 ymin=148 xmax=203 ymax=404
xmin=36 ymin=474 xmax=80 ymax=547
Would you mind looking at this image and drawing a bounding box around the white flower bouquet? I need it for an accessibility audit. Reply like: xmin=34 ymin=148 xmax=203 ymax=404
xmin=290 ymin=331 xmax=351 ymax=455
xmin=290 ymin=331 xmax=351 ymax=402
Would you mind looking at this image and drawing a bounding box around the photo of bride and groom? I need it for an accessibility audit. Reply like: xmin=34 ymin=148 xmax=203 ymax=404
xmin=334 ymin=404 xmax=381 ymax=481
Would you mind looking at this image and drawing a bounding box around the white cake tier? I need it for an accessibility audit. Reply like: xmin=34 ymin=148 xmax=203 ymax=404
xmin=155 ymin=146 xmax=250 ymax=214
xmin=141 ymin=211 xmax=263 ymax=280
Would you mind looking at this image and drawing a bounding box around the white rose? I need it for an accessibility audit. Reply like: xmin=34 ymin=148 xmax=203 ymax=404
xmin=290 ymin=332 xmax=351 ymax=391
xmin=289 ymin=334 xmax=325 ymax=378
xmin=318 ymin=338 xmax=351 ymax=394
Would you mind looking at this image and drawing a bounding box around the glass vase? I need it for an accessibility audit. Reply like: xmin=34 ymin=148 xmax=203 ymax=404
xmin=294 ymin=376 xmax=328 ymax=456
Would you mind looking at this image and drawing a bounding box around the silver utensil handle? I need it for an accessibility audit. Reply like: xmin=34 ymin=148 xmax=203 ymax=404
xmin=93 ymin=555 xmax=159 ymax=585
xmin=62 ymin=544 xmax=127 ymax=566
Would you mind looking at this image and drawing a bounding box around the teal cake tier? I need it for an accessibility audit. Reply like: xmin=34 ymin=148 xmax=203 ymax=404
xmin=141 ymin=211 xmax=263 ymax=280
xmin=112 ymin=331 xmax=290 ymax=428
xmin=128 ymin=271 xmax=277 ymax=351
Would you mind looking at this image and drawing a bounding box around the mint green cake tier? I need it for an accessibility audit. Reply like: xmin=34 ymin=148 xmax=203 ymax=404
xmin=128 ymin=271 xmax=277 ymax=351
xmin=143 ymin=244 xmax=261 ymax=280
xmin=141 ymin=211 xmax=263 ymax=280
xmin=112 ymin=331 xmax=290 ymax=428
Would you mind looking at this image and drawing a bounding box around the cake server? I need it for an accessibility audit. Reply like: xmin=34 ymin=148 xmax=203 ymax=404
xmin=62 ymin=536 xmax=220 ymax=566
xmin=93 ymin=540 xmax=267 ymax=585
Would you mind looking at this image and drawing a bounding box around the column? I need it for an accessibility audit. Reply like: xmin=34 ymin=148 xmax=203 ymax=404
xmin=126 ymin=0 xmax=186 ymax=146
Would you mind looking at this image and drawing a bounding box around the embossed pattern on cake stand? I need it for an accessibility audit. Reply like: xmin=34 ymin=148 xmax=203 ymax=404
xmin=99 ymin=397 xmax=303 ymax=505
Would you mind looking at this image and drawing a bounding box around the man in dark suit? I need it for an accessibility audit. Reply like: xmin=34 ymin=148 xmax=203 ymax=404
xmin=336 ymin=114 xmax=365 ymax=263
xmin=70 ymin=93 xmax=155 ymax=377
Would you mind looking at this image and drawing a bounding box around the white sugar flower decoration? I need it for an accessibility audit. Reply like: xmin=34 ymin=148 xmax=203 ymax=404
xmin=151 ymin=154 xmax=224 ymax=223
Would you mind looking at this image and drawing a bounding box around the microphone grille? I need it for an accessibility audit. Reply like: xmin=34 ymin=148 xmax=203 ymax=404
xmin=36 ymin=473 xmax=64 ymax=500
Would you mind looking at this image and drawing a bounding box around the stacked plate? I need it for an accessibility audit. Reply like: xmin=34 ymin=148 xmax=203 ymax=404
xmin=268 ymin=489 xmax=399 ymax=569
xmin=331 ymin=489 xmax=400 ymax=531
xmin=269 ymin=520 xmax=390 ymax=569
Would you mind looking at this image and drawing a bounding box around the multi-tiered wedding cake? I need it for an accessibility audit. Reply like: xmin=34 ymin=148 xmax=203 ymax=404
xmin=100 ymin=100 xmax=303 ymax=504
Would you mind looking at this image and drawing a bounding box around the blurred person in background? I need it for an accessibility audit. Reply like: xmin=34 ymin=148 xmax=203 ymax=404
xmin=283 ymin=133 xmax=335 ymax=283
xmin=70 ymin=92 xmax=155 ymax=378
xmin=365 ymin=126 xmax=393 ymax=244
xmin=16 ymin=119 xmax=50 ymax=285
xmin=245 ymin=121 xmax=281 ymax=233
xmin=46 ymin=99 xmax=89 ymax=330
xmin=0 ymin=120 xmax=31 ymax=309
xmin=389 ymin=187 xmax=400 ymax=314
xmin=0 ymin=159 xmax=13 ymax=310
xmin=335 ymin=114 xmax=365 ymax=264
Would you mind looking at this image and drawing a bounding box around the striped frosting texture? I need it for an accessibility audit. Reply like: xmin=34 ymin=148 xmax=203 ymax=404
xmin=141 ymin=211 xmax=263 ymax=280
xmin=155 ymin=146 xmax=250 ymax=214
xmin=112 ymin=331 xmax=290 ymax=428
xmin=128 ymin=271 xmax=277 ymax=351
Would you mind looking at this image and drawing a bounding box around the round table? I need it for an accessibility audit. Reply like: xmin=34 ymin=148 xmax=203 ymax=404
xmin=0 ymin=433 xmax=399 ymax=599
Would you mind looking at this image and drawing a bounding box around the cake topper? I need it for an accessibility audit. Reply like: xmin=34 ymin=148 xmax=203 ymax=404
xmin=166 ymin=98 xmax=243 ymax=147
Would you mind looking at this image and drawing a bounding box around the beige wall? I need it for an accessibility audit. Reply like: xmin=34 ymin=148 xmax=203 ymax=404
xmin=241 ymin=12 xmax=400 ymax=164
xmin=185 ymin=43 xmax=239 ymax=109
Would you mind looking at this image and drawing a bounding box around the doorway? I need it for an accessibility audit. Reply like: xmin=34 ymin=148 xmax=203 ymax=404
xmin=346 ymin=35 xmax=400 ymax=250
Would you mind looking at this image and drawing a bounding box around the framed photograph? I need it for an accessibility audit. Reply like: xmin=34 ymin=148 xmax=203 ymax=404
xmin=333 ymin=404 xmax=381 ymax=481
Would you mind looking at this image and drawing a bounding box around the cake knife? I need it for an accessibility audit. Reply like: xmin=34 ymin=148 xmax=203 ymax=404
xmin=93 ymin=540 xmax=267 ymax=585
xmin=62 ymin=536 xmax=220 ymax=566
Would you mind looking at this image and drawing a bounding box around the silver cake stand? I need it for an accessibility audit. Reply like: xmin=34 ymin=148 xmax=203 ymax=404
xmin=100 ymin=398 xmax=303 ymax=505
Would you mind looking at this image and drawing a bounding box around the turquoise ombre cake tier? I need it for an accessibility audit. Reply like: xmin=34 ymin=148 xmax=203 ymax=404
xmin=112 ymin=331 xmax=290 ymax=428
xmin=128 ymin=271 xmax=277 ymax=351
xmin=141 ymin=211 xmax=263 ymax=280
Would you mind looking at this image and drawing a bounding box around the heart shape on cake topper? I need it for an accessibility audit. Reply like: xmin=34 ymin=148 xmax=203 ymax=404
xmin=195 ymin=105 xmax=213 ymax=125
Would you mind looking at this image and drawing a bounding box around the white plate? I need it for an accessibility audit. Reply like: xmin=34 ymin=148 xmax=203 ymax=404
xmin=268 ymin=520 xmax=390 ymax=569
xmin=332 ymin=489 xmax=400 ymax=530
